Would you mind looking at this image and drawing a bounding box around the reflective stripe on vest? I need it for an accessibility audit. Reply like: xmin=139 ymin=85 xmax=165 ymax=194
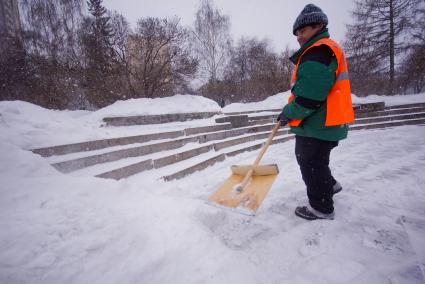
xmin=288 ymin=38 xmax=355 ymax=127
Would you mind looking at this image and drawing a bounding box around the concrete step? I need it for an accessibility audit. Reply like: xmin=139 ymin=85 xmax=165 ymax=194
xmin=32 ymin=102 xmax=411 ymax=157
xmin=94 ymin=129 xmax=291 ymax=180
xmin=218 ymin=102 xmax=386 ymax=122
xmin=95 ymin=143 xmax=215 ymax=180
xmin=355 ymin=106 xmax=425 ymax=119
xmin=103 ymin=111 xmax=220 ymax=126
xmin=32 ymin=102 xmax=425 ymax=181
xmin=161 ymin=117 xmax=425 ymax=181
xmin=219 ymin=103 xmax=383 ymax=118
xmin=66 ymin=139 xmax=206 ymax=178
xmin=160 ymin=134 xmax=295 ymax=182
xmin=32 ymin=123 xmax=233 ymax=157
xmin=351 ymin=117 xmax=425 ymax=131
xmin=216 ymin=102 xmax=414 ymax=125
xmin=50 ymin=123 xmax=287 ymax=173
xmin=224 ymin=109 xmax=281 ymax=115
xmin=354 ymin=111 xmax=425 ymax=125
xmin=51 ymin=136 xmax=199 ymax=173
xmin=385 ymin=102 xmax=425 ymax=110
xmin=32 ymin=130 xmax=185 ymax=157
xmin=353 ymin=101 xmax=385 ymax=112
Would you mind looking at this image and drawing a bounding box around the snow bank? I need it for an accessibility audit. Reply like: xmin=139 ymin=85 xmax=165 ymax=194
xmin=223 ymin=92 xmax=425 ymax=113
xmin=0 ymin=95 xmax=222 ymax=148
xmin=91 ymin=94 xmax=221 ymax=119
xmin=352 ymin=92 xmax=425 ymax=106
xmin=0 ymin=101 xmax=93 ymax=149
xmin=223 ymin=91 xmax=292 ymax=112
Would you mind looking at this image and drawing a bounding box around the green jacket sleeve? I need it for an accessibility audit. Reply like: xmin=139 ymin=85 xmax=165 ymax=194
xmin=283 ymin=59 xmax=337 ymax=120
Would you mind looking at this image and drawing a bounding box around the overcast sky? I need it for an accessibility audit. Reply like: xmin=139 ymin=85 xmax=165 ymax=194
xmin=102 ymin=0 xmax=356 ymax=51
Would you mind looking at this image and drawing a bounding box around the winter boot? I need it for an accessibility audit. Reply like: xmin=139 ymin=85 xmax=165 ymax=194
xmin=333 ymin=180 xmax=342 ymax=195
xmin=295 ymin=206 xmax=335 ymax=221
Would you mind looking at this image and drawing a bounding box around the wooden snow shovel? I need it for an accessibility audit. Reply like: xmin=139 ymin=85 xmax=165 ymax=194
xmin=208 ymin=121 xmax=281 ymax=215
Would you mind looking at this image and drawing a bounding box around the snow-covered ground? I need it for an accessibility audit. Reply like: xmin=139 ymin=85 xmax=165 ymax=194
xmin=1 ymin=93 xmax=425 ymax=283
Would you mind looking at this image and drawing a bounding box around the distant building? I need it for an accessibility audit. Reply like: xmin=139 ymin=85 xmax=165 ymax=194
xmin=126 ymin=35 xmax=171 ymax=70
xmin=0 ymin=0 xmax=21 ymax=36
xmin=126 ymin=35 xmax=172 ymax=90
xmin=0 ymin=0 xmax=21 ymax=54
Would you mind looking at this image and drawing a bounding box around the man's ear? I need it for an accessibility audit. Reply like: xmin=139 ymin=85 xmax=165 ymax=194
xmin=315 ymin=23 xmax=325 ymax=30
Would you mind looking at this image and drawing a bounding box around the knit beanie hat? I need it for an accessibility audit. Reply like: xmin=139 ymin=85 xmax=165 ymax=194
xmin=293 ymin=4 xmax=328 ymax=35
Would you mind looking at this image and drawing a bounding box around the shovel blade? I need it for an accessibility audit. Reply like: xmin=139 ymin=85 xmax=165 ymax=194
xmin=208 ymin=171 xmax=278 ymax=215
xmin=231 ymin=164 xmax=279 ymax=176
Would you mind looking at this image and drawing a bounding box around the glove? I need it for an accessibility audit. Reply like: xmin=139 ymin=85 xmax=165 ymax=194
xmin=277 ymin=111 xmax=290 ymax=126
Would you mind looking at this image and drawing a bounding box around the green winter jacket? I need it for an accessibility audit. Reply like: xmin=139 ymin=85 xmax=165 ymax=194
xmin=283 ymin=30 xmax=349 ymax=141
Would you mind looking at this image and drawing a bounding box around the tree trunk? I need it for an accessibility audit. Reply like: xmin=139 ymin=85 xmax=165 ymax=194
xmin=389 ymin=0 xmax=395 ymax=95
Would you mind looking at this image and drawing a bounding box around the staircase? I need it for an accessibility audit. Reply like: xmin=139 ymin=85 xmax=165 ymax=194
xmin=31 ymin=102 xmax=425 ymax=181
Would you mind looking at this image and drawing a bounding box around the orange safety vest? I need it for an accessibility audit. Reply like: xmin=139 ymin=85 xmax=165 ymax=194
xmin=288 ymin=38 xmax=354 ymax=127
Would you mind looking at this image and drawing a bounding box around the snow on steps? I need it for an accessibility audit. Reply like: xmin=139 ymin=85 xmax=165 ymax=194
xmin=31 ymin=117 xmax=276 ymax=159
xmin=161 ymin=115 xmax=425 ymax=182
xmin=355 ymin=105 xmax=425 ymax=119
xmin=162 ymin=115 xmax=425 ymax=181
xmin=354 ymin=110 xmax=425 ymax=125
xmin=352 ymin=117 xmax=425 ymax=130
xmin=87 ymin=133 xmax=295 ymax=182
xmin=47 ymin=123 xmax=284 ymax=173
xmin=30 ymin=102 xmax=425 ymax=181
xmin=31 ymin=103 xmax=425 ymax=158
xmin=93 ymin=131 xmax=295 ymax=181
xmin=117 ymin=104 xmax=425 ymax=181
xmin=32 ymin=124 xmax=232 ymax=157
xmin=162 ymin=134 xmax=295 ymax=181
xmin=62 ymin=127 xmax=291 ymax=179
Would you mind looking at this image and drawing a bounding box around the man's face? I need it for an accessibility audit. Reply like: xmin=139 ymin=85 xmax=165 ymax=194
xmin=296 ymin=24 xmax=324 ymax=47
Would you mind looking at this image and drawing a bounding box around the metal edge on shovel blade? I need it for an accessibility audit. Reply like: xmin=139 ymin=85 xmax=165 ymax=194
xmin=204 ymin=199 xmax=257 ymax=216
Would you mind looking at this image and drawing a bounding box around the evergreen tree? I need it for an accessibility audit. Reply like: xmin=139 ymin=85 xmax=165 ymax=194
xmin=82 ymin=0 xmax=116 ymax=107
xmin=86 ymin=0 xmax=114 ymax=69
xmin=345 ymin=0 xmax=419 ymax=95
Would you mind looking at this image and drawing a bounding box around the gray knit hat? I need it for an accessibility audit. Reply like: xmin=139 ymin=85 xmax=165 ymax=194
xmin=293 ymin=4 xmax=328 ymax=35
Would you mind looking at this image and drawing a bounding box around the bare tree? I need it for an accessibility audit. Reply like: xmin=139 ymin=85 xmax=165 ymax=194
xmin=400 ymin=44 xmax=425 ymax=93
xmin=109 ymin=11 xmax=131 ymax=66
xmin=397 ymin=2 xmax=425 ymax=94
xmin=0 ymin=38 xmax=28 ymax=101
xmin=279 ymin=46 xmax=293 ymax=92
xmin=7 ymin=0 xmax=85 ymax=109
xmin=127 ymin=17 xmax=197 ymax=98
xmin=345 ymin=0 xmax=419 ymax=95
xmin=3 ymin=0 xmax=159 ymax=109
xmin=410 ymin=1 xmax=425 ymax=43
xmin=193 ymin=0 xmax=231 ymax=83
xmin=218 ymin=37 xmax=289 ymax=102
xmin=20 ymin=0 xmax=83 ymax=63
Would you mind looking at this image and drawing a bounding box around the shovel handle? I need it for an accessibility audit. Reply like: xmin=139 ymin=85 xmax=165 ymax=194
xmin=238 ymin=121 xmax=281 ymax=190
xmin=253 ymin=122 xmax=281 ymax=166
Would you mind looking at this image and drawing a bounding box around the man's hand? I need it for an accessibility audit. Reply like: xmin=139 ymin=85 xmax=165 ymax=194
xmin=277 ymin=111 xmax=290 ymax=126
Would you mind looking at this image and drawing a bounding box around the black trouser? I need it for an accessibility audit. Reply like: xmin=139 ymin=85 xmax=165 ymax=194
xmin=295 ymin=135 xmax=338 ymax=214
